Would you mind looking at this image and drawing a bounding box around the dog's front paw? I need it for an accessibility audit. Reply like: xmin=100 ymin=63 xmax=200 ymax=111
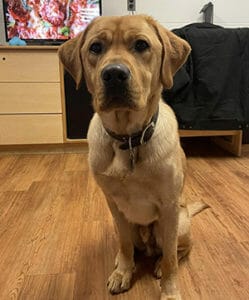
xmin=107 ymin=269 xmax=133 ymax=294
xmin=160 ymin=292 xmax=182 ymax=300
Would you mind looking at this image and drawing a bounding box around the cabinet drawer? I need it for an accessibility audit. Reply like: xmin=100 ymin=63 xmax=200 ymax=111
xmin=0 ymin=50 xmax=60 ymax=82
xmin=0 ymin=114 xmax=63 ymax=145
xmin=0 ymin=83 xmax=62 ymax=113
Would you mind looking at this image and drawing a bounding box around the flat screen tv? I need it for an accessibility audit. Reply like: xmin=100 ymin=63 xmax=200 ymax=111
xmin=2 ymin=0 xmax=102 ymax=45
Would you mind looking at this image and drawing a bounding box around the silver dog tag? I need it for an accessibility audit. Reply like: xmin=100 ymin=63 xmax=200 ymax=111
xmin=129 ymin=149 xmax=135 ymax=171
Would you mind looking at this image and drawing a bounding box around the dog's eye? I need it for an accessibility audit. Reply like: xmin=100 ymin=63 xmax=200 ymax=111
xmin=134 ymin=39 xmax=150 ymax=52
xmin=89 ymin=42 xmax=103 ymax=54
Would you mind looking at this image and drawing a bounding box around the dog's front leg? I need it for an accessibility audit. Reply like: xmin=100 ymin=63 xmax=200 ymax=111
xmin=160 ymin=203 xmax=181 ymax=300
xmin=106 ymin=198 xmax=135 ymax=294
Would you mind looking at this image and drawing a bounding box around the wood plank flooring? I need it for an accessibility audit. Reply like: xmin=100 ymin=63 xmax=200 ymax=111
xmin=0 ymin=139 xmax=248 ymax=300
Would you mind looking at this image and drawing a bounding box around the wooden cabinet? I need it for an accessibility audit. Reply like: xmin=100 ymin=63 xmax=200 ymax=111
xmin=0 ymin=46 xmax=63 ymax=145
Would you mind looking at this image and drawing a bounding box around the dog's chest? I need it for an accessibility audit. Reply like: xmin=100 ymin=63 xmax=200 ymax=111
xmin=107 ymin=175 xmax=160 ymax=225
xmin=104 ymin=144 xmax=135 ymax=176
xmin=99 ymin=148 xmax=162 ymax=225
xmin=90 ymin=133 xmax=176 ymax=225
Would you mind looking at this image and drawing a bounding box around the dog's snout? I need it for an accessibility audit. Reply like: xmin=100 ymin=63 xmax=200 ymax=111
xmin=101 ymin=64 xmax=130 ymax=86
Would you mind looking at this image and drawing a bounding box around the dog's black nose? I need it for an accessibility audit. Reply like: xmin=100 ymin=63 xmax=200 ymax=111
xmin=101 ymin=64 xmax=130 ymax=86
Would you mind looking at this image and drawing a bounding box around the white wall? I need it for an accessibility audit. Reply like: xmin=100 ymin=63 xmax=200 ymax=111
xmin=1 ymin=0 xmax=249 ymax=44
xmin=102 ymin=0 xmax=249 ymax=28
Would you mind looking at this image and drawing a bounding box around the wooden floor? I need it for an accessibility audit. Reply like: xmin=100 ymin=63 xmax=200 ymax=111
xmin=0 ymin=139 xmax=248 ymax=300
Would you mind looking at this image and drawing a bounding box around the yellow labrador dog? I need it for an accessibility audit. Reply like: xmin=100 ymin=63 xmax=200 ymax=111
xmin=59 ymin=15 xmax=206 ymax=300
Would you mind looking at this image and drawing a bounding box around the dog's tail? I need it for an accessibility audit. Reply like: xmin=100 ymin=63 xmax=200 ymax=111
xmin=187 ymin=201 xmax=209 ymax=217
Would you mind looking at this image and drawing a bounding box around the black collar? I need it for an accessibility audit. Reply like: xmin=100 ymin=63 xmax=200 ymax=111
xmin=105 ymin=109 xmax=159 ymax=150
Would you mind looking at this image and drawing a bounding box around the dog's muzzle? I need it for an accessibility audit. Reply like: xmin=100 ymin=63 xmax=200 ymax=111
xmin=100 ymin=63 xmax=133 ymax=109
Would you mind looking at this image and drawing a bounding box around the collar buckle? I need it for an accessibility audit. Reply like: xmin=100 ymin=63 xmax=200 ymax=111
xmin=140 ymin=121 xmax=155 ymax=145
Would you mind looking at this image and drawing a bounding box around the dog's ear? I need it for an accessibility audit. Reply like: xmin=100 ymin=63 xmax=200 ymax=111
xmin=150 ymin=18 xmax=191 ymax=89
xmin=58 ymin=31 xmax=85 ymax=89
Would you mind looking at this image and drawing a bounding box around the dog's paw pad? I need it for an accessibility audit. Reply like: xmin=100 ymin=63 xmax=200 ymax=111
xmin=107 ymin=270 xmax=132 ymax=294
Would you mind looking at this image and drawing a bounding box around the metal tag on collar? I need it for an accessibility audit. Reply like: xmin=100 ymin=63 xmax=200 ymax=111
xmin=128 ymin=136 xmax=135 ymax=171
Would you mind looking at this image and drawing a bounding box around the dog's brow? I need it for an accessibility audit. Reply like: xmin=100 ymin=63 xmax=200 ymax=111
xmin=90 ymin=29 xmax=113 ymax=42
xmin=126 ymin=32 xmax=150 ymax=40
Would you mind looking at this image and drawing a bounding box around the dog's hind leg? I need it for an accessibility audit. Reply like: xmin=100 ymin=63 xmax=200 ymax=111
xmin=178 ymin=201 xmax=209 ymax=260
xmin=106 ymin=198 xmax=135 ymax=294
xmin=154 ymin=201 xmax=209 ymax=279
xmin=177 ymin=206 xmax=193 ymax=260
xmin=153 ymin=206 xmax=192 ymax=280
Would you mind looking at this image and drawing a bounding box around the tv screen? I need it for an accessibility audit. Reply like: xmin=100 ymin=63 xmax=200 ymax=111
xmin=2 ymin=0 xmax=101 ymax=44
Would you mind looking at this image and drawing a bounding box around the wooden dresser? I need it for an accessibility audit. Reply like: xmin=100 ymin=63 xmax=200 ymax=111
xmin=0 ymin=46 xmax=64 ymax=145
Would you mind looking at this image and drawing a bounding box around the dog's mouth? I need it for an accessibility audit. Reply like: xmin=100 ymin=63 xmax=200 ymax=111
xmin=99 ymin=92 xmax=137 ymax=111
xmin=97 ymin=63 xmax=140 ymax=111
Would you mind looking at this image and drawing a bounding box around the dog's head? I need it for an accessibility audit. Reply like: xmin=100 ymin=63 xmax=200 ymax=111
xmin=59 ymin=15 xmax=190 ymax=114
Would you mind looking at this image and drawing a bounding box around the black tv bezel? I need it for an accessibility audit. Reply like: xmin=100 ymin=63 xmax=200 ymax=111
xmin=2 ymin=0 xmax=102 ymax=45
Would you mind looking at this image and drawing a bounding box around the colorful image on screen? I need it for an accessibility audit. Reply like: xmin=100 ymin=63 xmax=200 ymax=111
xmin=3 ymin=0 xmax=101 ymax=41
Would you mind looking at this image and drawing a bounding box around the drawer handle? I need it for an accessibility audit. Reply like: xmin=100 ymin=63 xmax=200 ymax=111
xmin=2 ymin=57 xmax=6 ymax=61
